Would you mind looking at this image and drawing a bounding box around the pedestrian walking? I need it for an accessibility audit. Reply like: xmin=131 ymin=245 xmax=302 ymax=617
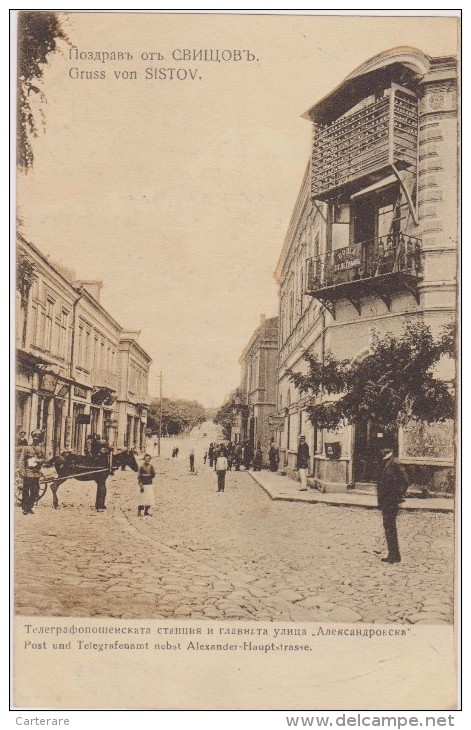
xmin=137 ymin=454 xmax=156 ymax=517
xmin=216 ymin=451 xmax=229 ymax=492
xmin=189 ymin=448 xmax=195 ymax=473
xmin=17 ymin=430 xmax=46 ymax=515
xmin=377 ymin=448 xmax=409 ymax=563
xmin=296 ymin=435 xmax=310 ymax=491
xmin=208 ymin=443 xmax=214 ymax=468
xmin=203 ymin=451 xmax=208 ymax=465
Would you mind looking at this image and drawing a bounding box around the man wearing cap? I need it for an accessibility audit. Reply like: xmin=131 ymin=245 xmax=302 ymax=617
xmin=296 ymin=435 xmax=310 ymax=491
xmin=18 ymin=430 xmax=46 ymax=515
xmin=17 ymin=430 xmax=28 ymax=447
xmin=377 ymin=448 xmax=409 ymax=564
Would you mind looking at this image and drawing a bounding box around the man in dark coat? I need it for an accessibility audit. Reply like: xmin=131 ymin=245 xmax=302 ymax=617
xmin=208 ymin=443 xmax=214 ymax=468
xmin=296 ymin=435 xmax=310 ymax=491
xmin=377 ymin=448 xmax=409 ymax=563
xmin=252 ymin=442 xmax=263 ymax=471
xmin=233 ymin=443 xmax=242 ymax=471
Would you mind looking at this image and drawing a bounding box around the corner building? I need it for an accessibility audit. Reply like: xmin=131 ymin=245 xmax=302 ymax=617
xmin=238 ymin=315 xmax=278 ymax=459
xmin=275 ymin=48 xmax=457 ymax=493
xmin=116 ymin=330 xmax=152 ymax=452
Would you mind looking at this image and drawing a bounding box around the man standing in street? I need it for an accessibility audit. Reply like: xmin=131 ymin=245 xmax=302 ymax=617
xmin=208 ymin=443 xmax=214 ymax=468
xmin=377 ymin=448 xmax=409 ymax=564
xmin=18 ymin=429 xmax=46 ymax=515
xmin=215 ymin=449 xmax=228 ymax=493
xmin=189 ymin=448 xmax=195 ymax=473
xmin=296 ymin=435 xmax=310 ymax=491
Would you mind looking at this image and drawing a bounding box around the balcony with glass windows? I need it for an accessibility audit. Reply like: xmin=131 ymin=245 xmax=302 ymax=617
xmin=311 ymin=86 xmax=418 ymax=200
xmin=305 ymin=232 xmax=422 ymax=315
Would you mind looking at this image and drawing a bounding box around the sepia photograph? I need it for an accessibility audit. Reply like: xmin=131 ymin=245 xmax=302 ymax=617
xmin=12 ymin=10 xmax=459 ymax=711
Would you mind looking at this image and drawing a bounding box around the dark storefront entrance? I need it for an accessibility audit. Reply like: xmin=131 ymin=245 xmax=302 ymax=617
xmin=353 ymin=418 xmax=398 ymax=484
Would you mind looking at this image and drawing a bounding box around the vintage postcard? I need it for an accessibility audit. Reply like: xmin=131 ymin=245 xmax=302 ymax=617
xmin=13 ymin=10 xmax=460 ymax=711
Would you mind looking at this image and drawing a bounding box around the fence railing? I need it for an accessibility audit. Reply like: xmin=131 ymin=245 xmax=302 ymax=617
xmin=305 ymin=233 xmax=422 ymax=293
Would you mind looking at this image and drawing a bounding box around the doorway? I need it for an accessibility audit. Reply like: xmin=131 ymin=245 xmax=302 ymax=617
xmin=353 ymin=418 xmax=398 ymax=484
xmin=353 ymin=196 xmax=376 ymax=278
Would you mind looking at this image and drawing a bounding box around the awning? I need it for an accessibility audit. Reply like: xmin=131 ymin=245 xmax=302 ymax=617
xmin=350 ymin=174 xmax=398 ymax=199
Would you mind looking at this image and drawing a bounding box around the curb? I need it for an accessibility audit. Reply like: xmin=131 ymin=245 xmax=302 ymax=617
xmin=248 ymin=472 xmax=454 ymax=513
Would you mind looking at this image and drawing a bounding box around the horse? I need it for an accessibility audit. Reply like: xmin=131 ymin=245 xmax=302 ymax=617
xmin=50 ymin=449 xmax=139 ymax=510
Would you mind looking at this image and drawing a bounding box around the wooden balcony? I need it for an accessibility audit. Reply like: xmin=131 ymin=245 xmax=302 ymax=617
xmin=305 ymin=232 xmax=422 ymax=316
xmin=311 ymin=85 xmax=418 ymax=200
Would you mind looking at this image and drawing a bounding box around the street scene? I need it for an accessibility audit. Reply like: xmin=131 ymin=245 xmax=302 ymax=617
xmin=15 ymin=16 xmax=457 ymax=633
xmin=15 ymin=422 xmax=454 ymax=625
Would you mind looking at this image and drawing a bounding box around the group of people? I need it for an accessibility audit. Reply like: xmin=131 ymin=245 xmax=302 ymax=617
xmin=204 ymin=439 xmax=279 ymax=473
xmin=16 ymin=425 xmax=408 ymax=564
xmin=85 ymin=433 xmax=112 ymax=458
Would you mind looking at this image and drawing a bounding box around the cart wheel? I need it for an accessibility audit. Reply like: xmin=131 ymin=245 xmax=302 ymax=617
xmin=14 ymin=472 xmax=22 ymax=507
xmin=37 ymin=482 xmax=48 ymax=502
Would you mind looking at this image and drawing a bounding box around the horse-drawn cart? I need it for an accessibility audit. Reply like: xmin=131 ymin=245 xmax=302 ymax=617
xmin=14 ymin=449 xmax=139 ymax=509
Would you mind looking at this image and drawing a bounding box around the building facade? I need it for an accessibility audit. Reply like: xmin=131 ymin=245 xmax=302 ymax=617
xmin=275 ymin=48 xmax=457 ymax=493
xmin=116 ymin=331 xmax=152 ymax=452
xmin=69 ymin=279 xmax=122 ymax=454
xmin=236 ymin=315 xmax=278 ymax=460
xmin=16 ymin=237 xmax=78 ymax=460
xmin=16 ymin=237 xmax=152 ymax=457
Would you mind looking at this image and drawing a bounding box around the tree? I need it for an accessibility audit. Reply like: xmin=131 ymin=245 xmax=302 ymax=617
xmin=17 ymin=11 xmax=69 ymax=169
xmin=214 ymin=388 xmax=249 ymax=440
xmin=148 ymin=397 xmax=205 ymax=436
xmin=288 ymin=320 xmax=455 ymax=433
xmin=16 ymin=245 xmax=37 ymax=347
xmin=213 ymin=400 xmax=236 ymax=440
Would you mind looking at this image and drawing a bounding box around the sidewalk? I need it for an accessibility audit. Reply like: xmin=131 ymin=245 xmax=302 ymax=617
xmin=248 ymin=469 xmax=454 ymax=512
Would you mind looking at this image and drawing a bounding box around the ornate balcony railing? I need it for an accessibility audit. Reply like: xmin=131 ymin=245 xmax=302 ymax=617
xmin=305 ymin=233 xmax=422 ymax=314
xmin=311 ymin=85 xmax=418 ymax=200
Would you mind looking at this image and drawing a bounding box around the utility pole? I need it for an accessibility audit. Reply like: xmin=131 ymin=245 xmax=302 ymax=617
xmin=158 ymin=371 xmax=163 ymax=457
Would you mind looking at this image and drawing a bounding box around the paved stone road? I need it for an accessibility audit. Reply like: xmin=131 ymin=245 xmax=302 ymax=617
xmin=15 ymin=441 xmax=454 ymax=624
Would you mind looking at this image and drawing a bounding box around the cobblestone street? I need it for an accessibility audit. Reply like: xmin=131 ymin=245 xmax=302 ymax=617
xmin=15 ymin=435 xmax=455 ymax=625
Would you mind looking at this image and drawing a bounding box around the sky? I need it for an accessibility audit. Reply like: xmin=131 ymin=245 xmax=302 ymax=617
xmin=17 ymin=12 xmax=459 ymax=407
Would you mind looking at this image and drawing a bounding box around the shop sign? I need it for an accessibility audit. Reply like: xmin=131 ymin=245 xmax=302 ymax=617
xmin=39 ymin=373 xmax=57 ymax=393
xmin=76 ymin=413 xmax=91 ymax=425
xmin=325 ymin=441 xmax=341 ymax=460
xmin=268 ymin=416 xmax=285 ymax=431
xmin=333 ymin=246 xmax=361 ymax=272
